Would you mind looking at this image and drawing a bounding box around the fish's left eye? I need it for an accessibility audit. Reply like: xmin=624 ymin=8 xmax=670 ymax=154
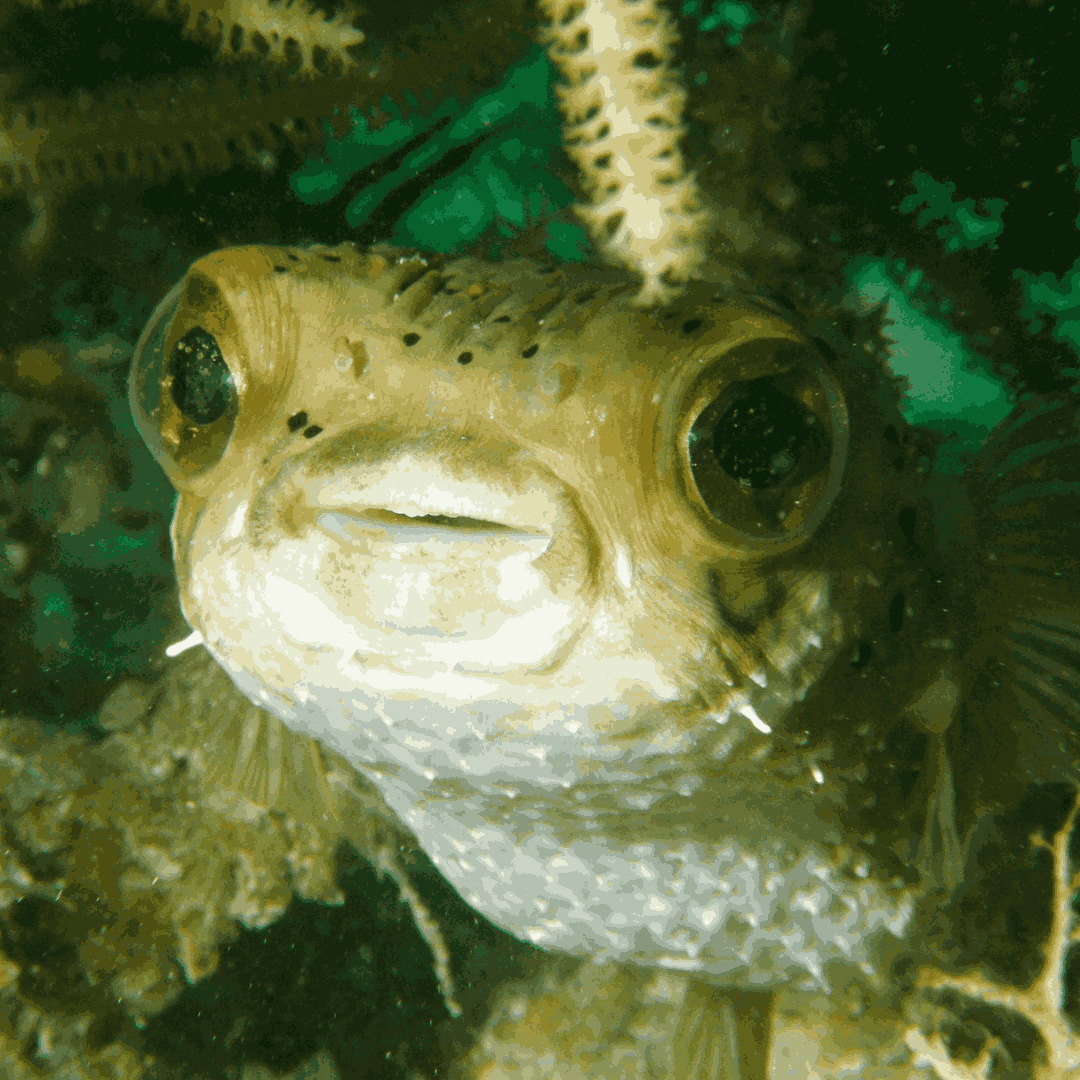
xmin=129 ymin=273 xmax=240 ymax=485
xmin=166 ymin=327 xmax=235 ymax=425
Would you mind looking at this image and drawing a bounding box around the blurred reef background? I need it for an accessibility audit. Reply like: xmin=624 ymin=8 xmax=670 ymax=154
xmin=0 ymin=0 xmax=1077 ymax=1077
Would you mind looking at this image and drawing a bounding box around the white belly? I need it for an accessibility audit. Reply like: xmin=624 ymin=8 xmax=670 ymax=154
xmin=216 ymin=651 xmax=913 ymax=992
xmin=373 ymin=767 xmax=913 ymax=991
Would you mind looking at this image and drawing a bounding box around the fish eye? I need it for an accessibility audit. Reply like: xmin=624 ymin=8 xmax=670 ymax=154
xmin=166 ymin=327 xmax=235 ymax=425
xmin=129 ymin=273 xmax=241 ymax=485
xmin=683 ymin=342 xmax=848 ymax=543
xmin=691 ymin=375 xmax=831 ymax=493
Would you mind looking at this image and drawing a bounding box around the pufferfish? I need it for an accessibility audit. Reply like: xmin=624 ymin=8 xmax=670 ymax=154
xmin=129 ymin=242 xmax=1080 ymax=1075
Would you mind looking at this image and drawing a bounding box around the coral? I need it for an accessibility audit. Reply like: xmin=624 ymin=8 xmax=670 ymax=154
xmin=449 ymin=954 xmax=932 ymax=1079
xmin=0 ymin=3 xmax=368 ymax=196
xmin=0 ymin=0 xmax=760 ymax=303
xmin=0 ymin=0 xmax=533 ymax=265
xmin=0 ymin=0 xmax=819 ymax=303
xmin=904 ymin=787 xmax=1080 ymax=1080
xmin=538 ymin=0 xmax=711 ymax=305
xmin=449 ymin=957 xmax=772 ymax=1080
xmin=136 ymin=0 xmax=366 ymax=73
xmin=0 ymin=645 xmax=456 ymax=1077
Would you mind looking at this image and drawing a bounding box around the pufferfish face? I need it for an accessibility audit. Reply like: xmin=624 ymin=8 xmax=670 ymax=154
xmin=131 ymin=242 xmax=919 ymax=987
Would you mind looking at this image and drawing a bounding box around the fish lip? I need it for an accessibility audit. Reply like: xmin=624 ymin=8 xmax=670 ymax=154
xmin=288 ymin=445 xmax=568 ymax=537
xmin=314 ymin=508 xmax=553 ymax=551
xmin=314 ymin=505 xmax=551 ymax=539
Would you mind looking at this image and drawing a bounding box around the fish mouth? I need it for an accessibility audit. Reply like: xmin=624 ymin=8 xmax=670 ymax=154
xmin=292 ymin=443 xmax=570 ymax=544
xmin=314 ymin=507 xmax=553 ymax=554
xmin=258 ymin=447 xmax=597 ymax=674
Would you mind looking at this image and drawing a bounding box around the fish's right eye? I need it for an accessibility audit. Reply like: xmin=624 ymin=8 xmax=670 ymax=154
xmin=682 ymin=341 xmax=848 ymax=547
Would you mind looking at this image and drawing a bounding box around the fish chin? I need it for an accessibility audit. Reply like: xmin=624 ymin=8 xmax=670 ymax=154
xmin=201 ymin=633 xmax=914 ymax=992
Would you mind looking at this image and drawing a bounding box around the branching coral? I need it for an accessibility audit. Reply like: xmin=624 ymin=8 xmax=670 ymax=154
xmin=0 ymin=0 xmax=533 ymax=265
xmin=538 ymin=0 xmax=711 ymax=304
xmin=136 ymin=0 xmax=366 ymax=73
xmin=0 ymin=0 xmax=365 ymax=194
xmin=0 ymin=0 xmax=804 ymax=301
xmin=905 ymin=787 xmax=1080 ymax=1080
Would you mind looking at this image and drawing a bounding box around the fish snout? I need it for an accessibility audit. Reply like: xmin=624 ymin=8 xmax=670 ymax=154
xmin=287 ymin=453 xmax=596 ymax=674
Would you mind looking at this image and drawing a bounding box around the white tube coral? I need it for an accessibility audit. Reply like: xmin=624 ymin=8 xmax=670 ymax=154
xmin=539 ymin=0 xmax=711 ymax=305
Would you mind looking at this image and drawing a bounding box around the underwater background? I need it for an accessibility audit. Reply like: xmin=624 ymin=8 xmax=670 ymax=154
xmin=0 ymin=0 xmax=1077 ymax=1076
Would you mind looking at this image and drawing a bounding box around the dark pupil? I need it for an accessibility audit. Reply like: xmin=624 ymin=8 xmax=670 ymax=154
xmin=167 ymin=327 xmax=232 ymax=425
xmin=713 ymin=377 xmax=816 ymax=489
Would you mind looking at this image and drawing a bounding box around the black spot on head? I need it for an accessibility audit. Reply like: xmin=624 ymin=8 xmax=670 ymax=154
xmin=319 ymin=254 xmax=341 ymax=263
xmin=601 ymin=212 xmax=625 ymax=241
xmin=272 ymin=265 xmax=287 ymax=273
xmin=540 ymin=265 xmax=558 ymax=274
xmin=457 ymin=351 xmax=473 ymax=365
xmin=813 ymin=337 xmax=838 ymax=363
xmin=287 ymin=411 xmax=308 ymax=433
xmin=680 ymin=318 xmax=704 ymax=335
xmin=402 ymin=332 xmax=421 ymax=347
xmin=287 ymin=251 xmax=300 ymax=262
xmin=889 ymin=592 xmax=906 ymax=633
xmin=303 ymin=425 xmax=323 ymax=439
xmin=850 ymin=642 xmax=874 ymax=669
xmin=662 ymin=310 xmax=680 ymax=320
xmin=885 ymin=425 xmax=900 ymax=446
xmin=521 ymin=344 xmax=539 ymax=359
xmin=396 ymin=263 xmax=436 ymax=297
xmin=492 ymin=315 xmax=511 ymax=323
xmin=633 ymin=49 xmax=662 ymax=69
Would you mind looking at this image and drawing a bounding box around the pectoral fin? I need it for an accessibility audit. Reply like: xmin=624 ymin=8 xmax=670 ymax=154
xmin=940 ymin=396 xmax=1080 ymax=823
xmin=673 ymin=983 xmax=774 ymax=1080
